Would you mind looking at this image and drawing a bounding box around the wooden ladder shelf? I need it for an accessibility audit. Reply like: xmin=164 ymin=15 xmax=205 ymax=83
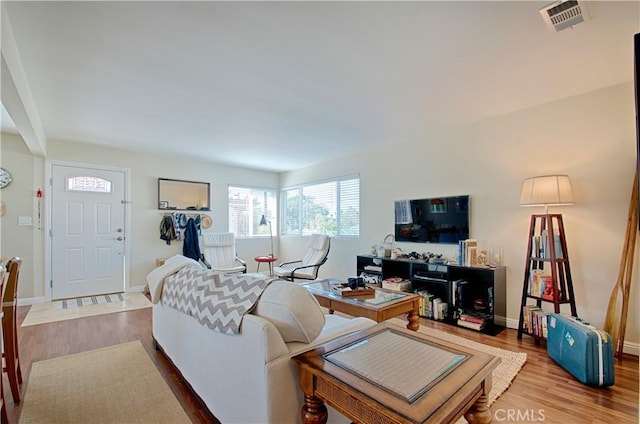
xmin=517 ymin=213 xmax=578 ymax=341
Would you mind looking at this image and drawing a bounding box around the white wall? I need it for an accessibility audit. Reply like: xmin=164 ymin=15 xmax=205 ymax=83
xmin=0 ymin=133 xmax=45 ymax=298
xmin=280 ymin=82 xmax=639 ymax=348
xmin=1 ymin=82 xmax=638 ymax=350
xmin=0 ymin=136 xmax=279 ymax=298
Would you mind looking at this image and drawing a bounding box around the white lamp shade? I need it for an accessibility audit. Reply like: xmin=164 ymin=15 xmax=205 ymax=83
xmin=520 ymin=175 xmax=574 ymax=207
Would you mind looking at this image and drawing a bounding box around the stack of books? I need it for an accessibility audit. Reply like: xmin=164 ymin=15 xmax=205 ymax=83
xmin=414 ymin=289 xmax=448 ymax=320
xmin=456 ymin=313 xmax=486 ymax=331
xmin=382 ymin=278 xmax=412 ymax=292
xmin=522 ymin=304 xmax=549 ymax=338
xmin=458 ymin=239 xmax=478 ymax=266
xmin=531 ymin=230 xmax=563 ymax=259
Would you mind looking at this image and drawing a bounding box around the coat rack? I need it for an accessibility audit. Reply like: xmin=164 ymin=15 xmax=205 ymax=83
xmin=161 ymin=212 xmax=213 ymax=230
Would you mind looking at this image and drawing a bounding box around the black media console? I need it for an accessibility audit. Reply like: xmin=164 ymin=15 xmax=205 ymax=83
xmin=356 ymin=255 xmax=506 ymax=335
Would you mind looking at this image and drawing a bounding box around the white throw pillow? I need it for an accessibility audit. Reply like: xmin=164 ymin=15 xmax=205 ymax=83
xmin=252 ymin=280 xmax=325 ymax=343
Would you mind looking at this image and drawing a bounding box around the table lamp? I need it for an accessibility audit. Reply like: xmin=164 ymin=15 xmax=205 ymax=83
xmin=260 ymin=214 xmax=274 ymax=257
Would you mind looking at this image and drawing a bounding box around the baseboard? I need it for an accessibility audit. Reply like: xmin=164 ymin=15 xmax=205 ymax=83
xmin=128 ymin=284 xmax=146 ymax=292
xmin=17 ymin=296 xmax=47 ymax=306
xmin=505 ymin=316 xmax=519 ymax=330
xmin=622 ymin=341 xmax=640 ymax=356
xmin=506 ymin=317 xmax=639 ymax=356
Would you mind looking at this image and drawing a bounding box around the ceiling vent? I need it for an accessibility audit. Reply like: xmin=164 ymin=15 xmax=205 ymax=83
xmin=540 ymin=0 xmax=589 ymax=32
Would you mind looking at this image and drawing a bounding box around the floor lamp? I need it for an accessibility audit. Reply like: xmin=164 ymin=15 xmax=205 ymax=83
xmin=519 ymin=175 xmax=575 ymax=215
xmin=260 ymin=215 xmax=274 ymax=257
xmin=519 ymin=174 xmax=575 ymax=266
xmin=519 ymin=175 xmax=577 ymax=318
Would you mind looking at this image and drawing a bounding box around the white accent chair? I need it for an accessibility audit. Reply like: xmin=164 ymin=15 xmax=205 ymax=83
xmin=274 ymin=234 xmax=330 ymax=281
xmin=199 ymin=232 xmax=247 ymax=274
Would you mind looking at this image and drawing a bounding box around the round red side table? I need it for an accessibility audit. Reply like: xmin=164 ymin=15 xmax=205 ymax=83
xmin=254 ymin=256 xmax=278 ymax=276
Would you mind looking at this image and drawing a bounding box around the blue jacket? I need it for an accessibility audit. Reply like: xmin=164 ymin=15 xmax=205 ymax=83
xmin=182 ymin=218 xmax=201 ymax=261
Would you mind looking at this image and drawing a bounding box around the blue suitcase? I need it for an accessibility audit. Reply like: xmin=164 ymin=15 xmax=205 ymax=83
xmin=546 ymin=313 xmax=615 ymax=386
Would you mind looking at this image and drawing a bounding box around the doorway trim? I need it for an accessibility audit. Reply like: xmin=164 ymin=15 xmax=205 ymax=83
xmin=45 ymin=159 xmax=132 ymax=301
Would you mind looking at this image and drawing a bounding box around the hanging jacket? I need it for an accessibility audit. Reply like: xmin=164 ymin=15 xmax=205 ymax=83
xmin=172 ymin=213 xmax=182 ymax=241
xmin=160 ymin=215 xmax=176 ymax=245
xmin=182 ymin=217 xmax=201 ymax=261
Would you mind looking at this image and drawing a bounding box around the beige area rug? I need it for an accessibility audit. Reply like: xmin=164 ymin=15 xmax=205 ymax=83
xmin=19 ymin=340 xmax=191 ymax=424
xmin=22 ymin=291 xmax=151 ymax=327
xmin=386 ymin=317 xmax=527 ymax=424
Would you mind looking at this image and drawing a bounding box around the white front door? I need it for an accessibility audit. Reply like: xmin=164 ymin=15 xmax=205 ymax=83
xmin=51 ymin=164 xmax=126 ymax=299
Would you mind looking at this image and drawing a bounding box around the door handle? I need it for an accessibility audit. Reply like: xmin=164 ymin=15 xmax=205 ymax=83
xmin=115 ymin=236 xmax=124 ymax=241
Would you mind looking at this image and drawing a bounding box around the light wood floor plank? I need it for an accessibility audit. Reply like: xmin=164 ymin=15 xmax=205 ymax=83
xmin=8 ymin=307 xmax=638 ymax=424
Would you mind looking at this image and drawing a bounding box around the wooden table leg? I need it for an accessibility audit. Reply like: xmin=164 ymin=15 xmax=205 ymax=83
xmin=464 ymin=393 xmax=492 ymax=424
xmin=406 ymin=310 xmax=420 ymax=331
xmin=301 ymin=394 xmax=328 ymax=424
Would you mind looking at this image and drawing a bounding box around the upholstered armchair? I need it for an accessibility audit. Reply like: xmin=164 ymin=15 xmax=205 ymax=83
xmin=273 ymin=234 xmax=330 ymax=281
xmin=199 ymin=232 xmax=247 ymax=274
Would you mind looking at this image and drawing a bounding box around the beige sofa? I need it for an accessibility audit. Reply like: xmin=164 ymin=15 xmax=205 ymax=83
xmin=152 ymin=277 xmax=376 ymax=424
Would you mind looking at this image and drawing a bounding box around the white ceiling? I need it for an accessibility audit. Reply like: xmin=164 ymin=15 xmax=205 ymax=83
xmin=1 ymin=1 xmax=638 ymax=172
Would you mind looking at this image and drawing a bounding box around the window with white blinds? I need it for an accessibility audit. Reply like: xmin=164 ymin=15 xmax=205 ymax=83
xmin=281 ymin=176 xmax=359 ymax=237
xmin=228 ymin=186 xmax=277 ymax=238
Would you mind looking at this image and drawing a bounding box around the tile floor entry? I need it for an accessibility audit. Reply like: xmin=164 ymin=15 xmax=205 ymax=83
xmin=22 ymin=291 xmax=152 ymax=327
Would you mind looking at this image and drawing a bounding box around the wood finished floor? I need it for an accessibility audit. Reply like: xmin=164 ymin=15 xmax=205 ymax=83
xmin=7 ymin=306 xmax=639 ymax=424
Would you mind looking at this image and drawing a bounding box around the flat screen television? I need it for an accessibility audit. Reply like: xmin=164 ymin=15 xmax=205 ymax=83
xmin=394 ymin=195 xmax=470 ymax=244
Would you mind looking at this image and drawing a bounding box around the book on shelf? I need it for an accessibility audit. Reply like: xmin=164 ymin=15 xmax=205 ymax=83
xmin=457 ymin=239 xmax=478 ymax=266
xmin=528 ymin=271 xmax=557 ymax=300
xmin=363 ymin=265 xmax=382 ymax=273
xmin=425 ymin=293 xmax=435 ymax=319
xmin=539 ymin=274 xmax=556 ymax=300
xmin=415 ymin=289 xmax=428 ymax=317
xmin=451 ymin=279 xmax=466 ymax=308
xmin=382 ymin=278 xmax=412 ymax=292
xmin=531 ymin=235 xmax=543 ymax=258
xmin=522 ymin=304 xmax=549 ymax=338
xmin=413 ymin=289 xmax=449 ymax=321
xmin=459 ymin=313 xmax=485 ymax=325
xmin=540 ymin=311 xmax=550 ymax=338
xmin=522 ymin=304 xmax=539 ymax=333
xmin=532 ymin=230 xmax=563 ymax=259
xmin=528 ymin=271 xmax=548 ymax=297
xmin=487 ymin=286 xmax=494 ymax=313
xmin=432 ymin=298 xmax=442 ymax=320
xmin=528 ymin=272 xmax=541 ymax=297
xmin=437 ymin=301 xmax=448 ymax=320
xmin=455 ymin=280 xmax=467 ymax=309
xmin=457 ymin=318 xmax=485 ymax=331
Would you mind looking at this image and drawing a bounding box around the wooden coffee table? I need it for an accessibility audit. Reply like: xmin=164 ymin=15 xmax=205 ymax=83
xmin=301 ymin=280 xmax=420 ymax=331
xmin=293 ymin=323 xmax=500 ymax=424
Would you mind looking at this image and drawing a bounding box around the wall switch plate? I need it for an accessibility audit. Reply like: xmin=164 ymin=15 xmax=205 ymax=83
xmin=18 ymin=216 xmax=32 ymax=226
